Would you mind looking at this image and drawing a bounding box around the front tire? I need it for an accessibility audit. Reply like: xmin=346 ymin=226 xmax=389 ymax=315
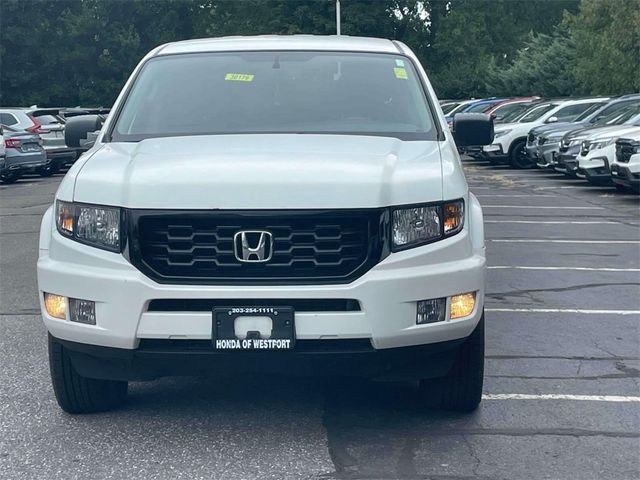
xmin=509 ymin=140 xmax=533 ymax=169
xmin=48 ymin=334 xmax=128 ymax=414
xmin=419 ymin=314 xmax=484 ymax=412
xmin=0 ymin=172 xmax=20 ymax=184
xmin=38 ymin=163 xmax=60 ymax=177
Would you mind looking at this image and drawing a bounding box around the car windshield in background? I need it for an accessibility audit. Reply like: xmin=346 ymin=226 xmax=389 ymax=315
xmin=496 ymin=103 xmax=532 ymax=122
xmin=113 ymin=51 xmax=436 ymax=141
xmin=34 ymin=114 xmax=63 ymax=124
xmin=517 ymin=103 xmax=555 ymax=122
xmin=553 ymin=102 xmax=602 ymax=122
xmin=440 ymin=103 xmax=459 ymax=114
xmin=595 ymin=103 xmax=640 ymax=126
xmin=573 ymin=102 xmax=603 ymax=122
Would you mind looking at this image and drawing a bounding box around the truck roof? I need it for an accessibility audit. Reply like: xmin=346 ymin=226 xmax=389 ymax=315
xmin=156 ymin=35 xmax=402 ymax=56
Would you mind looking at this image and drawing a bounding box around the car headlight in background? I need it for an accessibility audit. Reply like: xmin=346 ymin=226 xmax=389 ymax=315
xmin=56 ymin=201 xmax=122 ymax=252
xmin=568 ymin=138 xmax=585 ymax=147
xmin=493 ymin=129 xmax=511 ymax=139
xmin=392 ymin=199 xmax=464 ymax=251
xmin=589 ymin=137 xmax=616 ymax=151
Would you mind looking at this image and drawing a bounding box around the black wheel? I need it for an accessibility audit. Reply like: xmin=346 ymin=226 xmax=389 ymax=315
xmin=0 ymin=172 xmax=20 ymax=184
xmin=418 ymin=313 xmax=484 ymax=412
xmin=509 ymin=140 xmax=533 ymax=169
xmin=48 ymin=334 xmax=128 ymax=414
xmin=38 ymin=163 xmax=60 ymax=177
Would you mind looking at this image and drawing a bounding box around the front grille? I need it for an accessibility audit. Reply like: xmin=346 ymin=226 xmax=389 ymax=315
xmin=616 ymin=139 xmax=638 ymax=163
xmin=127 ymin=209 xmax=390 ymax=284
xmin=148 ymin=298 xmax=361 ymax=312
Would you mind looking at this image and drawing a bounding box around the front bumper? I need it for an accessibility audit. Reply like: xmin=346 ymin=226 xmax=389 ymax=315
xmin=535 ymin=142 xmax=560 ymax=169
xmin=611 ymin=163 xmax=640 ymax=190
xmin=38 ymin=208 xmax=486 ymax=353
xmin=482 ymin=144 xmax=508 ymax=162
xmin=55 ymin=334 xmax=467 ymax=382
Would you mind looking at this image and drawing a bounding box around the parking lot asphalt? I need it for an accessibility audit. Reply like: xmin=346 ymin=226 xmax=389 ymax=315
xmin=1 ymin=160 xmax=639 ymax=480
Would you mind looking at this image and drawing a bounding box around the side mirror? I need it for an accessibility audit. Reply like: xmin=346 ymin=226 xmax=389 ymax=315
xmin=452 ymin=113 xmax=494 ymax=147
xmin=65 ymin=114 xmax=104 ymax=148
xmin=546 ymin=116 xmax=558 ymax=124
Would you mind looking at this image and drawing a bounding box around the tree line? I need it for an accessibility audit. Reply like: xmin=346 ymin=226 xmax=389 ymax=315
xmin=1 ymin=0 xmax=638 ymax=107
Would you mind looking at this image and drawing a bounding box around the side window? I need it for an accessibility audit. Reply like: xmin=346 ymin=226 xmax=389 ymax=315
xmin=0 ymin=113 xmax=18 ymax=126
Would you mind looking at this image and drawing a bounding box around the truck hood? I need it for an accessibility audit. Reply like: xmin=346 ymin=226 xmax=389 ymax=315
xmin=73 ymin=134 xmax=445 ymax=209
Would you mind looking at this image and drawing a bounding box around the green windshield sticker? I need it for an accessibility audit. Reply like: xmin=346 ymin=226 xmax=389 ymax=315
xmin=394 ymin=67 xmax=408 ymax=80
xmin=225 ymin=73 xmax=254 ymax=82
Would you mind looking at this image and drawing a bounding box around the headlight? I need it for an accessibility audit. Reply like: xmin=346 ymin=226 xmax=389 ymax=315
xmin=392 ymin=199 xmax=464 ymax=251
xmin=56 ymin=201 xmax=122 ymax=252
xmin=493 ymin=129 xmax=511 ymax=139
xmin=589 ymin=138 xmax=615 ymax=151
xmin=568 ymin=138 xmax=584 ymax=147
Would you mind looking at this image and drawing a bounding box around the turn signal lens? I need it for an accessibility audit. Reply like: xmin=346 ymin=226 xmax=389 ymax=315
xmin=44 ymin=293 xmax=66 ymax=319
xmin=56 ymin=201 xmax=74 ymax=236
xmin=450 ymin=292 xmax=476 ymax=319
xmin=443 ymin=200 xmax=464 ymax=235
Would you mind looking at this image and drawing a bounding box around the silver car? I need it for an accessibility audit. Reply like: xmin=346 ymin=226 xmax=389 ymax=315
xmin=0 ymin=125 xmax=47 ymax=184
xmin=0 ymin=107 xmax=78 ymax=176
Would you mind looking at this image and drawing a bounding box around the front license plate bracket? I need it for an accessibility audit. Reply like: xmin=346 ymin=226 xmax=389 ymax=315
xmin=212 ymin=307 xmax=295 ymax=350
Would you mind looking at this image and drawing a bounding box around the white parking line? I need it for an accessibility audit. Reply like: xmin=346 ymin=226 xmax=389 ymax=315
xmin=485 ymin=220 xmax=619 ymax=224
xmin=486 ymin=307 xmax=640 ymax=315
xmin=488 ymin=239 xmax=640 ymax=244
xmin=488 ymin=266 xmax=640 ymax=272
xmin=483 ymin=205 xmax=604 ymax=210
xmin=482 ymin=394 xmax=640 ymax=402
xmin=475 ymin=194 xmax=559 ymax=198
xmin=533 ymin=186 xmax=602 ymax=189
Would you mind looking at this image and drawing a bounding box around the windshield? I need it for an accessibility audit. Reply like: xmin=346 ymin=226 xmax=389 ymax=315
xmin=440 ymin=102 xmax=459 ymax=114
xmin=465 ymin=101 xmax=495 ymax=113
xmin=112 ymin=51 xmax=436 ymax=142
xmin=595 ymin=104 xmax=640 ymax=126
xmin=552 ymin=102 xmax=602 ymax=122
xmin=574 ymin=103 xmax=604 ymax=122
xmin=496 ymin=103 xmax=534 ymax=122
xmin=517 ymin=103 xmax=555 ymax=123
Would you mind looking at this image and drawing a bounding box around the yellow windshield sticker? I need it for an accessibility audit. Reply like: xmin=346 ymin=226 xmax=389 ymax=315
xmin=225 ymin=73 xmax=254 ymax=82
xmin=394 ymin=67 xmax=408 ymax=80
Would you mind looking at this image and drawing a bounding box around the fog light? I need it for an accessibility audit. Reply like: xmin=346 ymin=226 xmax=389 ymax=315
xmin=69 ymin=298 xmax=96 ymax=325
xmin=44 ymin=293 xmax=66 ymax=319
xmin=417 ymin=298 xmax=446 ymax=324
xmin=450 ymin=292 xmax=476 ymax=319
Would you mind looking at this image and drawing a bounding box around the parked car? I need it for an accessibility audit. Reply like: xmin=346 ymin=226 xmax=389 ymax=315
xmin=0 ymin=126 xmax=47 ymax=184
xmin=485 ymin=97 xmax=541 ymax=124
xmin=611 ymin=136 xmax=640 ymax=192
xmin=38 ymin=35 xmax=494 ymax=414
xmin=528 ymin=96 xmax=640 ymax=168
xmin=572 ymin=125 xmax=640 ymax=185
xmin=482 ymin=97 xmax=610 ymax=168
xmin=554 ymin=105 xmax=640 ymax=174
xmin=446 ymin=98 xmax=507 ymax=126
xmin=0 ymin=107 xmax=79 ymax=176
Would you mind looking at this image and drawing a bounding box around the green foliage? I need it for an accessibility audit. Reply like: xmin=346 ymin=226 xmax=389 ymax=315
xmin=485 ymin=29 xmax=578 ymax=97
xmin=0 ymin=0 xmax=636 ymax=107
xmin=567 ymin=0 xmax=640 ymax=95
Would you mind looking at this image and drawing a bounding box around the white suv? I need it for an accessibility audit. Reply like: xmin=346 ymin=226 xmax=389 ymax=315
xmin=483 ymin=98 xmax=609 ymax=168
xmin=37 ymin=36 xmax=492 ymax=414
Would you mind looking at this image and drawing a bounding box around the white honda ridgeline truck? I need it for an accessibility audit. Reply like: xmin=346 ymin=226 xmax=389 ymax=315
xmin=38 ymin=36 xmax=493 ymax=414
